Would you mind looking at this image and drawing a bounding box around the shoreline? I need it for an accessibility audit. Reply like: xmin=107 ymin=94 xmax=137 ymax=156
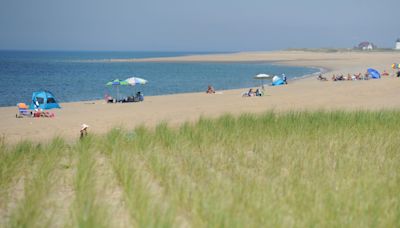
xmin=0 ymin=60 xmax=325 ymax=109
xmin=1 ymin=50 xmax=400 ymax=144
xmin=0 ymin=68 xmax=326 ymax=109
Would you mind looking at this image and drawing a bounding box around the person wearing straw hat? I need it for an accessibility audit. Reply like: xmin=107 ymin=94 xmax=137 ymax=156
xmin=80 ymin=124 xmax=89 ymax=139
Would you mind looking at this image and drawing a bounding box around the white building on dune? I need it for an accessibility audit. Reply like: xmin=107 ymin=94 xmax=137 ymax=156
xmin=396 ymin=39 xmax=400 ymax=50
xmin=358 ymin=41 xmax=375 ymax=50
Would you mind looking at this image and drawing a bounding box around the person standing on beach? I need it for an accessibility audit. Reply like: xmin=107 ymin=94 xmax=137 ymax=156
xmin=282 ymin=74 xmax=287 ymax=84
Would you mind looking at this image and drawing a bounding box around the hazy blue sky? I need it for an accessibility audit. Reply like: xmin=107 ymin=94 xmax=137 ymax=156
xmin=0 ymin=0 xmax=398 ymax=51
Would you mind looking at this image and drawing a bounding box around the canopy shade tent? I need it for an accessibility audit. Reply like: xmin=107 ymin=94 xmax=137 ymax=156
xmin=29 ymin=91 xmax=61 ymax=110
xmin=367 ymin=68 xmax=381 ymax=79
xmin=272 ymin=75 xmax=285 ymax=86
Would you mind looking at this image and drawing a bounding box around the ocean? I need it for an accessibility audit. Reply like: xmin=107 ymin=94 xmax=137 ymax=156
xmin=0 ymin=51 xmax=319 ymax=107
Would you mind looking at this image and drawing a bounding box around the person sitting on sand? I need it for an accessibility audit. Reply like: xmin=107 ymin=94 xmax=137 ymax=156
xmin=382 ymin=70 xmax=389 ymax=76
xmin=332 ymin=74 xmax=337 ymax=81
xmin=364 ymin=72 xmax=369 ymax=80
xmin=317 ymin=74 xmax=327 ymax=81
xmin=255 ymin=89 xmax=263 ymax=96
xmin=104 ymin=94 xmax=114 ymax=103
xmin=248 ymin=88 xmax=255 ymax=97
xmin=135 ymin=92 xmax=144 ymax=101
xmin=206 ymin=85 xmax=216 ymax=94
xmin=354 ymin=73 xmax=361 ymax=80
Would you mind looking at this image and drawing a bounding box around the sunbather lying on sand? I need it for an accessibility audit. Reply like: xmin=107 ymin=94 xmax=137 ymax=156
xmin=33 ymin=110 xmax=55 ymax=118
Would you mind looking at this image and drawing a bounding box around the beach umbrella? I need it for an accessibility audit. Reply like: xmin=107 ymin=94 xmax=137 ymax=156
xmin=367 ymin=68 xmax=381 ymax=79
xmin=106 ymin=79 xmax=129 ymax=101
xmin=125 ymin=76 xmax=148 ymax=85
xmin=253 ymin=74 xmax=271 ymax=89
xmin=125 ymin=76 xmax=148 ymax=95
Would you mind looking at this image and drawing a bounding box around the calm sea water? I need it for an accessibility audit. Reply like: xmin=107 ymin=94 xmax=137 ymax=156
xmin=0 ymin=51 xmax=319 ymax=107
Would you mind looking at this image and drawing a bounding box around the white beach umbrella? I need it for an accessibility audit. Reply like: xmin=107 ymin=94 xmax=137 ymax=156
xmin=125 ymin=77 xmax=148 ymax=85
xmin=254 ymin=74 xmax=271 ymax=89
xmin=124 ymin=76 xmax=148 ymax=95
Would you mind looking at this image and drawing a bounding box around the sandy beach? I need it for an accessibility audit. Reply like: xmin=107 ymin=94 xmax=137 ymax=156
xmin=1 ymin=50 xmax=400 ymax=144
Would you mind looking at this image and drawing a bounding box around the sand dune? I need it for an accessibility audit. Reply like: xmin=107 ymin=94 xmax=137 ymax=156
xmin=1 ymin=50 xmax=400 ymax=143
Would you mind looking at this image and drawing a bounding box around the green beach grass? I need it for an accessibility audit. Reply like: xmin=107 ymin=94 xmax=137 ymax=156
xmin=0 ymin=110 xmax=399 ymax=227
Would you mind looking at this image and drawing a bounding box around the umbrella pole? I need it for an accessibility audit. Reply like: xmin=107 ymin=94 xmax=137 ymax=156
xmin=117 ymin=86 xmax=119 ymax=102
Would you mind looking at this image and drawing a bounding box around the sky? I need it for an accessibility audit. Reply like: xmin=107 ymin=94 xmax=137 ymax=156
xmin=0 ymin=0 xmax=398 ymax=51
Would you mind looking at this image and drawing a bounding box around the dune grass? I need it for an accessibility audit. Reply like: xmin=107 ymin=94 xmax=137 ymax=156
xmin=7 ymin=138 xmax=66 ymax=227
xmin=71 ymin=136 xmax=109 ymax=228
xmin=0 ymin=110 xmax=399 ymax=227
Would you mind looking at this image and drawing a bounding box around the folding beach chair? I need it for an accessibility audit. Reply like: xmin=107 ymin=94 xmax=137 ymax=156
xmin=16 ymin=103 xmax=32 ymax=118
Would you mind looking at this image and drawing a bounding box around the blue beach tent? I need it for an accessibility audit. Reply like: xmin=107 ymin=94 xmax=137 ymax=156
xmin=368 ymin=68 xmax=381 ymax=79
xmin=29 ymin=91 xmax=61 ymax=110
xmin=271 ymin=75 xmax=285 ymax=86
xmin=272 ymin=79 xmax=285 ymax=86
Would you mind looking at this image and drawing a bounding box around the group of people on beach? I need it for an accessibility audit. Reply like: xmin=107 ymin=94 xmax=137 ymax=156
xmin=317 ymin=70 xmax=396 ymax=82
xmin=32 ymin=99 xmax=55 ymax=117
xmin=105 ymin=92 xmax=144 ymax=103
xmin=207 ymin=85 xmax=263 ymax=97
xmin=331 ymin=73 xmax=369 ymax=81
xmin=243 ymin=88 xmax=263 ymax=97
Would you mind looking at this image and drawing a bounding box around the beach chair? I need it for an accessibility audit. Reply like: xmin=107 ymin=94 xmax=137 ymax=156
xmin=16 ymin=103 xmax=32 ymax=118
xmin=104 ymin=94 xmax=115 ymax=103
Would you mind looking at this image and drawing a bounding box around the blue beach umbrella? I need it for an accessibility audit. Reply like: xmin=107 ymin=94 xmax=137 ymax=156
xmin=367 ymin=68 xmax=381 ymax=79
xmin=106 ymin=79 xmax=129 ymax=101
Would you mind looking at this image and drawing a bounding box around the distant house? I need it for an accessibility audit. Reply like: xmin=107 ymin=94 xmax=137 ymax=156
xmin=396 ymin=39 xmax=400 ymax=50
xmin=357 ymin=41 xmax=376 ymax=50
